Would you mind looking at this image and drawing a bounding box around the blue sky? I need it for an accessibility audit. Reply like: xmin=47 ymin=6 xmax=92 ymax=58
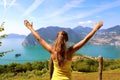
xmin=0 ymin=0 xmax=120 ymax=35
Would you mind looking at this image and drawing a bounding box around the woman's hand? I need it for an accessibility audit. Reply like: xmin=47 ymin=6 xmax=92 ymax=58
xmin=94 ymin=21 xmax=103 ymax=31
xmin=24 ymin=20 xmax=33 ymax=30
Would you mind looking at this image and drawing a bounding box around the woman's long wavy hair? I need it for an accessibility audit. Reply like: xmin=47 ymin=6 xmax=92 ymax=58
xmin=52 ymin=31 xmax=68 ymax=67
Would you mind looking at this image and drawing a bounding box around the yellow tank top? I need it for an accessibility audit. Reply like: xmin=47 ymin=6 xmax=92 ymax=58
xmin=51 ymin=59 xmax=72 ymax=80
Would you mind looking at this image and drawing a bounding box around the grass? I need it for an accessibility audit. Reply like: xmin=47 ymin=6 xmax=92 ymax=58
xmin=0 ymin=69 xmax=120 ymax=80
xmin=72 ymin=69 xmax=120 ymax=80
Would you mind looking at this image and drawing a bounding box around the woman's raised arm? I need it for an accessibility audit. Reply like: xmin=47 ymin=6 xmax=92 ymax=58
xmin=69 ymin=21 xmax=103 ymax=54
xmin=24 ymin=20 xmax=53 ymax=53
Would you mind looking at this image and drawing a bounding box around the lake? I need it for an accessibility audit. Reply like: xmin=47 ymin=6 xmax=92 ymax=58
xmin=0 ymin=38 xmax=120 ymax=65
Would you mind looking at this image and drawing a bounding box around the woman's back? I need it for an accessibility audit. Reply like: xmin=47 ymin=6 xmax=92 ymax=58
xmin=51 ymin=59 xmax=72 ymax=80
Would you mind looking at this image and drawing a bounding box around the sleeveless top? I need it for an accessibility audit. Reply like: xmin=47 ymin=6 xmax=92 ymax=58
xmin=51 ymin=59 xmax=72 ymax=80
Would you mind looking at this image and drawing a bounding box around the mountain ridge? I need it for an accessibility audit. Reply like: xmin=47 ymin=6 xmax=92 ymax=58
xmin=22 ymin=25 xmax=120 ymax=46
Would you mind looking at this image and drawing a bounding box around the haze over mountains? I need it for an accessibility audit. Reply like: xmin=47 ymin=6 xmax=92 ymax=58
xmin=21 ymin=25 xmax=120 ymax=46
xmin=7 ymin=33 xmax=26 ymax=38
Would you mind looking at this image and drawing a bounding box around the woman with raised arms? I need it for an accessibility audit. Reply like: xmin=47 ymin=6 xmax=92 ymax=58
xmin=24 ymin=20 xmax=103 ymax=80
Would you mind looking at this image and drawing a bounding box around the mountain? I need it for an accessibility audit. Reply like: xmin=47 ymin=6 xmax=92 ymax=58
xmin=89 ymin=25 xmax=120 ymax=46
xmin=6 ymin=33 xmax=26 ymax=38
xmin=22 ymin=26 xmax=82 ymax=46
xmin=22 ymin=25 xmax=120 ymax=46
xmin=73 ymin=26 xmax=92 ymax=33
xmin=105 ymin=25 xmax=120 ymax=33
xmin=73 ymin=26 xmax=92 ymax=38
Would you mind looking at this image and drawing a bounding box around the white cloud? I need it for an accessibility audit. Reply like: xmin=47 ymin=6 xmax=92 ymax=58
xmin=47 ymin=0 xmax=85 ymax=18
xmin=54 ymin=0 xmax=120 ymax=24
xmin=2 ymin=0 xmax=17 ymax=9
xmin=3 ymin=0 xmax=7 ymax=8
xmin=22 ymin=0 xmax=45 ymax=16
xmin=78 ymin=20 xmax=93 ymax=25
xmin=96 ymin=16 xmax=101 ymax=18
xmin=72 ymin=0 xmax=120 ymax=19
xmin=42 ymin=0 xmax=120 ymax=25
xmin=9 ymin=0 xmax=16 ymax=7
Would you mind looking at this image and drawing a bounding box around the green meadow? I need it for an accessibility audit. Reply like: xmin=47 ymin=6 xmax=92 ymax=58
xmin=0 ymin=55 xmax=120 ymax=80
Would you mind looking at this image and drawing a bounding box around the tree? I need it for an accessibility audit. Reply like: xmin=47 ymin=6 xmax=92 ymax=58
xmin=0 ymin=22 xmax=7 ymax=46
xmin=0 ymin=22 xmax=8 ymax=57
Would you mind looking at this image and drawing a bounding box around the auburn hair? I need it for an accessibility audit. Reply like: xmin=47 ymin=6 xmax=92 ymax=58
xmin=52 ymin=31 xmax=68 ymax=67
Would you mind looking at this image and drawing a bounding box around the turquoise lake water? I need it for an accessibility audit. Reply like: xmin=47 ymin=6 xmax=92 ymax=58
xmin=0 ymin=38 xmax=120 ymax=65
